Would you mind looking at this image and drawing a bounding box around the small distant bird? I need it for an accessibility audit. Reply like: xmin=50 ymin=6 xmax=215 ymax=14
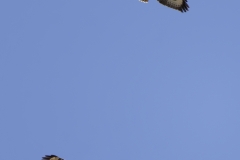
xmin=139 ymin=0 xmax=189 ymax=12
xmin=42 ymin=155 xmax=64 ymax=160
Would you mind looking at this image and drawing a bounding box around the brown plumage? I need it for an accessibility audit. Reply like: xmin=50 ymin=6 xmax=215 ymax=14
xmin=139 ymin=0 xmax=189 ymax=12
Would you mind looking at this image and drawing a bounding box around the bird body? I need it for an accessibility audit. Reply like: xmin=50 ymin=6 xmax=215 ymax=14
xmin=139 ymin=0 xmax=189 ymax=12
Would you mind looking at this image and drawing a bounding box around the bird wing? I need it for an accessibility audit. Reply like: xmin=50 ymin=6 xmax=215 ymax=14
xmin=139 ymin=0 xmax=148 ymax=2
xmin=42 ymin=155 xmax=63 ymax=160
xmin=157 ymin=0 xmax=189 ymax=12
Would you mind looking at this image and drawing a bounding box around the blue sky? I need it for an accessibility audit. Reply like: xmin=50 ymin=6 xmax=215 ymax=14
xmin=1 ymin=0 xmax=240 ymax=160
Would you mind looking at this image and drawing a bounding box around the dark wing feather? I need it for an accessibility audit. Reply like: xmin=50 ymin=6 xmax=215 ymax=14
xmin=157 ymin=0 xmax=189 ymax=12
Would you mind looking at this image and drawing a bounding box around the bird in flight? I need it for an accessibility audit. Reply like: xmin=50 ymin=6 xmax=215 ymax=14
xmin=139 ymin=0 xmax=189 ymax=12
xmin=42 ymin=155 xmax=64 ymax=160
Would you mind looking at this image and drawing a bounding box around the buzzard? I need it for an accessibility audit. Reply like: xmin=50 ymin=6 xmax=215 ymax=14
xmin=140 ymin=0 xmax=189 ymax=12
xmin=42 ymin=155 xmax=64 ymax=160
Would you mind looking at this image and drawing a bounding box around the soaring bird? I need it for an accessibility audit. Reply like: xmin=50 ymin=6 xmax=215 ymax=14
xmin=140 ymin=0 xmax=189 ymax=12
xmin=42 ymin=155 xmax=64 ymax=160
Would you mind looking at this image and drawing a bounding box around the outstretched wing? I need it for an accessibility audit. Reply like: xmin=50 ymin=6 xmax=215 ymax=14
xmin=42 ymin=155 xmax=64 ymax=160
xmin=139 ymin=0 xmax=148 ymax=2
xmin=157 ymin=0 xmax=189 ymax=12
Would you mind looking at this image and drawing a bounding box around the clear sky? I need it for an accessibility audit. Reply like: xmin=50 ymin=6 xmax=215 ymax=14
xmin=1 ymin=1 xmax=240 ymax=160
